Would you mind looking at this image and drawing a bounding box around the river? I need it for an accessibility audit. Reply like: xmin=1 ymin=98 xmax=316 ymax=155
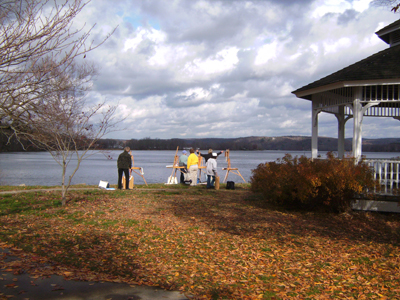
xmin=1 ymin=150 xmax=400 ymax=186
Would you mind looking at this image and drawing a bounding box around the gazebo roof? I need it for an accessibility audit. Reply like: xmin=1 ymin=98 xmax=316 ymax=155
xmin=292 ymin=44 xmax=400 ymax=100
xmin=376 ymin=19 xmax=400 ymax=44
xmin=292 ymin=19 xmax=400 ymax=100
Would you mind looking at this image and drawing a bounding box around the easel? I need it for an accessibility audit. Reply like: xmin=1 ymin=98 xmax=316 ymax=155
xmin=222 ymin=149 xmax=246 ymax=183
xmin=166 ymin=147 xmax=185 ymax=184
xmin=197 ymin=151 xmax=206 ymax=183
xmin=122 ymin=151 xmax=148 ymax=188
xmin=166 ymin=147 xmax=206 ymax=184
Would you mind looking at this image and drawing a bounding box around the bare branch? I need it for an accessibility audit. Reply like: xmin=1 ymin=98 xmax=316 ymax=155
xmin=371 ymin=0 xmax=400 ymax=12
xmin=0 ymin=0 xmax=117 ymax=134
xmin=14 ymin=62 xmax=122 ymax=205
xmin=0 ymin=1 xmax=120 ymax=204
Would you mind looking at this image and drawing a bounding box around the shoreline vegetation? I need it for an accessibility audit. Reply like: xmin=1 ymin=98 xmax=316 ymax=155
xmin=1 ymin=184 xmax=400 ymax=299
xmin=2 ymin=134 xmax=400 ymax=152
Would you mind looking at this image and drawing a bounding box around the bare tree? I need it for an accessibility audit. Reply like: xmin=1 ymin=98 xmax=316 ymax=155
xmin=0 ymin=0 xmax=115 ymax=141
xmin=372 ymin=0 xmax=400 ymax=12
xmin=20 ymin=61 xmax=120 ymax=206
xmin=0 ymin=0 xmax=120 ymax=204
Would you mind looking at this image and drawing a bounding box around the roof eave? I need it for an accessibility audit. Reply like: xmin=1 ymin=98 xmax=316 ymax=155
xmin=375 ymin=20 xmax=400 ymax=44
xmin=377 ymin=33 xmax=390 ymax=44
xmin=292 ymin=78 xmax=400 ymax=100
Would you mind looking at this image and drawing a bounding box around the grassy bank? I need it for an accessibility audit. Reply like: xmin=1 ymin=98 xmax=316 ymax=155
xmin=1 ymin=185 xmax=400 ymax=299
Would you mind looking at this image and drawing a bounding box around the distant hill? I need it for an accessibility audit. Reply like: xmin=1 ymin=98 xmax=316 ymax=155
xmin=97 ymin=136 xmax=400 ymax=152
xmin=3 ymin=132 xmax=400 ymax=152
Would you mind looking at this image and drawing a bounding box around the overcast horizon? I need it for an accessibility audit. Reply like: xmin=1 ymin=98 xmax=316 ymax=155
xmin=101 ymin=135 xmax=400 ymax=141
xmin=70 ymin=0 xmax=399 ymax=140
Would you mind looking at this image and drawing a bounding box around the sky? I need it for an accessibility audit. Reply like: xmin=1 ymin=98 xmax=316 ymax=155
xmin=71 ymin=0 xmax=399 ymax=140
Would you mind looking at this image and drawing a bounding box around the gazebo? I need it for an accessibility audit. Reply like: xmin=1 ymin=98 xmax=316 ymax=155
xmin=292 ymin=19 xmax=400 ymax=194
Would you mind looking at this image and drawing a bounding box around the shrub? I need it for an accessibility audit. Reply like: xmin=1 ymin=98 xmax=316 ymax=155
xmin=250 ymin=152 xmax=376 ymax=212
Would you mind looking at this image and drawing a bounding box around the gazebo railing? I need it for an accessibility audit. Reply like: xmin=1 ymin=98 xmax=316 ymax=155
xmin=364 ymin=158 xmax=400 ymax=195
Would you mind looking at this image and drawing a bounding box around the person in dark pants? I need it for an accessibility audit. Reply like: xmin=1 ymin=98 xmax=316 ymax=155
xmin=117 ymin=147 xmax=132 ymax=189
xmin=206 ymin=153 xmax=218 ymax=189
xmin=179 ymin=150 xmax=188 ymax=183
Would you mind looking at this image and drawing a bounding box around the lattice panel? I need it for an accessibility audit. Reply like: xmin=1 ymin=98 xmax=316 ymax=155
xmin=313 ymin=85 xmax=400 ymax=117
xmin=364 ymin=102 xmax=400 ymax=117
xmin=362 ymin=85 xmax=400 ymax=101
xmin=314 ymin=87 xmax=354 ymax=108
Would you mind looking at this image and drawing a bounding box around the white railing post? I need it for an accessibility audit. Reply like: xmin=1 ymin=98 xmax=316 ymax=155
xmin=365 ymin=158 xmax=400 ymax=195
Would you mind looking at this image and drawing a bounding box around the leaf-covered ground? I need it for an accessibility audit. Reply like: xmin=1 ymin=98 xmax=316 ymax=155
xmin=1 ymin=186 xmax=400 ymax=299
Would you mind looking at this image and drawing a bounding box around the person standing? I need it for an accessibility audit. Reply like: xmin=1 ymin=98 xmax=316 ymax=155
xmin=197 ymin=149 xmax=224 ymax=163
xmin=178 ymin=150 xmax=188 ymax=184
xmin=206 ymin=153 xmax=218 ymax=189
xmin=117 ymin=147 xmax=132 ymax=189
xmin=186 ymin=148 xmax=199 ymax=186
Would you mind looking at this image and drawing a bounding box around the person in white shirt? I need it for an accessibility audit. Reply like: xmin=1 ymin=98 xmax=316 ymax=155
xmin=206 ymin=153 xmax=218 ymax=189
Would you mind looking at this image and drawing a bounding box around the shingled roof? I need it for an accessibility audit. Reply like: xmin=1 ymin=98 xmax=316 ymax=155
xmin=292 ymin=44 xmax=400 ymax=99
xmin=292 ymin=19 xmax=400 ymax=100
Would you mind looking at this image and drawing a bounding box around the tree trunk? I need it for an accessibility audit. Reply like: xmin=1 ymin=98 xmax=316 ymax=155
xmin=61 ymin=160 xmax=67 ymax=206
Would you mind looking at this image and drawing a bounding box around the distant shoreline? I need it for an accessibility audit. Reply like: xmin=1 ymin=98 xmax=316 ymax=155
xmin=2 ymin=135 xmax=400 ymax=152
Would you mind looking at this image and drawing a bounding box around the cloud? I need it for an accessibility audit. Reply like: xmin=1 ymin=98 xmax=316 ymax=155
xmin=74 ymin=0 xmax=399 ymax=140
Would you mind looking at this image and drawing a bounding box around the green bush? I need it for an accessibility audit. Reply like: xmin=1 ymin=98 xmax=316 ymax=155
xmin=250 ymin=153 xmax=376 ymax=212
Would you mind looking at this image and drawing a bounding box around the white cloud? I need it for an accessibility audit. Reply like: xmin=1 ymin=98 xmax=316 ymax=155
xmin=254 ymin=40 xmax=279 ymax=65
xmin=69 ymin=0 xmax=400 ymax=140
xmin=323 ymin=37 xmax=352 ymax=55
xmin=123 ymin=27 xmax=165 ymax=52
xmin=311 ymin=0 xmax=352 ymax=18
xmin=184 ymin=47 xmax=239 ymax=76
xmin=352 ymin=0 xmax=374 ymax=12
xmin=178 ymin=87 xmax=213 ymax=101
xmin=280 ymin=120 xmax=297 ymax=129
xmin=311 ymin=0 xmax=373 ymax=18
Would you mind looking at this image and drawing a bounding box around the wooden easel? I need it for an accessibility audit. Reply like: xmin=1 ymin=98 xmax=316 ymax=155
xmin=122 ymin=150 xmax=148 ymax=188
xmin=166 ymin=147 xmax=206 ymax=183
xmin=165 ymin=147 xmax=185 ymax=184
xmin=197 ymin=151 xmax=206 ymax=183
xmin=170 ymin=147 xmax=182 ymax=177
xmin=222 ymin=149 xmax=246 ymax=183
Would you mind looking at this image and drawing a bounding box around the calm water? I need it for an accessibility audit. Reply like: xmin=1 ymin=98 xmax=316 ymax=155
xmin=1 ymin=150 xmax=400 ymax=186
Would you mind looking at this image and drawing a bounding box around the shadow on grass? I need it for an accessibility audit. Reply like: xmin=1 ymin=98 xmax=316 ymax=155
xmin=2 ymin=185 xmax=400 ymax=247
xmin=1 ymin=186 xmax=400 ymax=299
xmin=162 ymin=188 xmax=400 ymax=246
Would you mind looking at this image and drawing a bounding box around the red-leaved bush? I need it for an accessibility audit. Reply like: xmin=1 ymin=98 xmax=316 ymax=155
xmin=250 ymin=152 xmax=376 ymax=212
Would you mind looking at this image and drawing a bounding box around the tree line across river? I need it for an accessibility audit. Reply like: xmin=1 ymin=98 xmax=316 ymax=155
xmin=3 ymin=132 xmax=400 ymax=153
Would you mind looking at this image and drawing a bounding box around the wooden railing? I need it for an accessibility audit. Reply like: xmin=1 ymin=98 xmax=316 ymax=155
xmin=364 ymin=159 xmax=400 ymax=195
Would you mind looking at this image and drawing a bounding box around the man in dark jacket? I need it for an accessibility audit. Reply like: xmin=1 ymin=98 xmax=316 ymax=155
xmin=117 ymin=147 xmax=132 ymax=189
xmin=197 ymin=148 xmax=224 ymax=163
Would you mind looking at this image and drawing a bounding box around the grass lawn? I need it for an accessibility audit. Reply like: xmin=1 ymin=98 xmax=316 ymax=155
xmin=1 ymin=184 xmax=400 ymax=299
